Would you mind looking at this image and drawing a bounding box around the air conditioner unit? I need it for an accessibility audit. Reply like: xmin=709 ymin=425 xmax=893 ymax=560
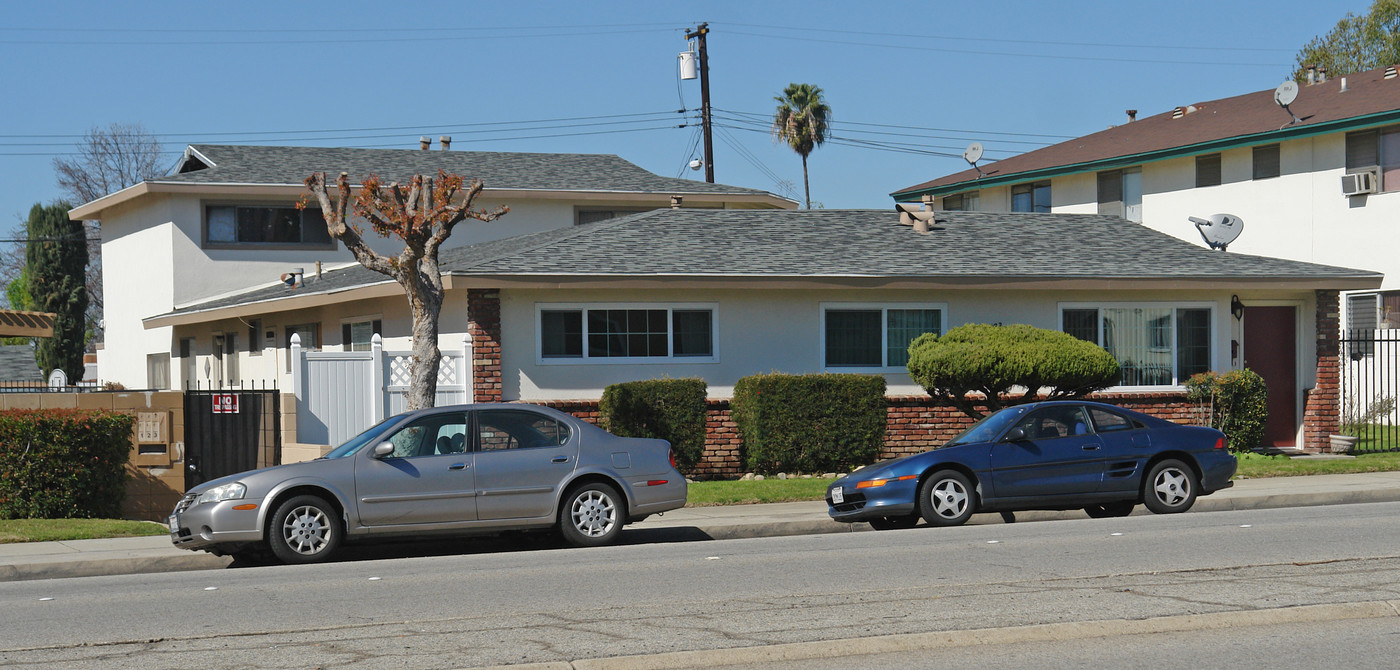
xmin=1342 ymin=169 xmax=1379 ymax=196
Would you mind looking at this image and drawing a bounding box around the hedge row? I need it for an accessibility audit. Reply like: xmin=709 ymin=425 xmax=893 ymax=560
xmin=0 ymin=409 xmax=135 ymax=519
xmin=1185 ymin=369 xmax=1268 ymax=452
xmin=732 ymin=373 xmax=886 ymax=475
xmin=600 ymin=378 xmax=708 ymax=471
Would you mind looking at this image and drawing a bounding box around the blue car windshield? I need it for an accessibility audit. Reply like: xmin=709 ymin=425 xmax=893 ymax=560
xmin=321 ymin=417 xmax=402 ymax=459
xmin=944 ymin=406 xmax=1027 ymax=447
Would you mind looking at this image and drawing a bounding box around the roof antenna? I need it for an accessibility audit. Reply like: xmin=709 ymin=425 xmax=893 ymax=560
xmin=962 ymin=142 xmax=986 ymax=178
xmin=1273 ymin=81 xmax=1302 ymax=126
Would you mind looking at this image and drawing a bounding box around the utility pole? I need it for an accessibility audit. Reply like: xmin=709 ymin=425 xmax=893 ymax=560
xmin=685 ymin=22 xmax=714 ymax=183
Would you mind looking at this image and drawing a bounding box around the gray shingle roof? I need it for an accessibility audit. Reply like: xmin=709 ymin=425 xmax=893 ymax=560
xmin=157 ymin=210 xmax=1380 ymax=320
xmin=444 ymin=209 xmax=1381 ymax=280
xmin=164 ymin=145 xmax=776 ymax=196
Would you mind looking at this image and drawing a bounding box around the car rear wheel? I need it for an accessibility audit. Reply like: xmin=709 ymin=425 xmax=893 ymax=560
xmin=918 ymin=470 xmax=975 ymax=527
xmin=1084 ymin=501 xmax=1135 ymax=518
xmin=1143 ymin=459 xmax=1198 ymax=514
xmin=560 ymin=482 xmax=623 ymax=547
xmin=268 ymin=495 xmax=342 ymax=564
xmin=868 ymin=515 xmax=920 ymax=530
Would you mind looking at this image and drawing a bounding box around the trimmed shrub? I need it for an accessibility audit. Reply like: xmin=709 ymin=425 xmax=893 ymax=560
xmin=907 ymin=323 xmax=1120 ymax=419
xmin=732 ymin=373 xmax=885 ymax=474
xmin=1185 ymin=370 xmax=1268 ymax=452
xmin=0 ymin=410 xmax=136 ymax=519
xmin=600 ymin=378 xmax=707 ymax=472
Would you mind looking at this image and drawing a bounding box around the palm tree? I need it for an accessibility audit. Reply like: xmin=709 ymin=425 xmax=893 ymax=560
xmin=772 ymin=83 xmax=831 ymax=209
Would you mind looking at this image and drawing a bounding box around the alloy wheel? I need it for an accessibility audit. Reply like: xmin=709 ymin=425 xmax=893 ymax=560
xmin=282 ymin=505 xmax=331 ymax=555
xmin=570 ymin=490 xmax=617 ymax=538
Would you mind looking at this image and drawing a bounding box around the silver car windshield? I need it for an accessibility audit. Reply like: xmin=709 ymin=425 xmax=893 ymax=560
xmin=321 ymin=417 xmax=402 ymax=459
xmin=944 ymin=406 xmax=1027 ymax=447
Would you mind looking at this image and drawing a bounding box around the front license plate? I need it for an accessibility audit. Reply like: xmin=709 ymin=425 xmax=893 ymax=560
xmin=168 ymin=515 xmax=179 ymax=534
xmin=831 ymin=487 xmax=844 ymax=505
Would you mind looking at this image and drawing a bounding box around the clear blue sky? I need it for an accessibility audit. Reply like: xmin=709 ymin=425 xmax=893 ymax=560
xmin=0 ymin=0 xmax=1366 ymax=231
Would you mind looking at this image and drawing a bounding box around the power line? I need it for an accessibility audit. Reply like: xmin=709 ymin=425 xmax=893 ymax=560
xmin=712 ymin=111 xmax=1054 ymax=149
xmin=714 ymin=22 xmax=1294 ymax=54
xmin=0 ymin=26 xmax=674 ymax=46
xmin=714 ymin=107 xmax=1075 ymax=140
xmin=718 ymin=28 xmax=1289 ymax=68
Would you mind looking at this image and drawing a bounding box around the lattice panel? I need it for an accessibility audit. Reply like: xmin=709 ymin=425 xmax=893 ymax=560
xmin=387 ymin=354 xmax=460 ymax=388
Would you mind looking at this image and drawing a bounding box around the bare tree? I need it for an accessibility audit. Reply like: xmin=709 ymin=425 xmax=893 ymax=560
xmin=42 ymin=122 xmax=166 ymax=340
xmin=305 ymin=171 xmax=508 ymax=410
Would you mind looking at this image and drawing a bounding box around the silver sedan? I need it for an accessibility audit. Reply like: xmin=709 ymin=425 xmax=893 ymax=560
xmin=169 ymin=404 xmax=687 ymax=564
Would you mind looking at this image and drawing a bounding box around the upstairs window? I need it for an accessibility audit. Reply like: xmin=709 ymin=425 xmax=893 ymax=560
xmin=1096 ymin=168 xmax=1141 ymax=222
xmin=205 ymin=205 xmax=334 ymax=247
xmin=941 ymin=192 xmax=979 ymax=211
xmin=1253 ymin=144 xmax=1280 ymax=180
xmin=1345 ymin=126 xmax=1400 ymax=192
xmin=1011 ymin=181 xmax=1051 ymax=213
xmin=1196 ymin=154 xmax=1222 ymax=187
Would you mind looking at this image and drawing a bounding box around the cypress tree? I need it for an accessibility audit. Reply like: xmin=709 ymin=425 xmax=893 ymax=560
xmin=25 ymin=202 xmax=88 ymax=382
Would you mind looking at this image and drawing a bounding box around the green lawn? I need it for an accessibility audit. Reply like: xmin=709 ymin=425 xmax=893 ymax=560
xmin=0 ymin=518 xmax=168 ymax=544
xmin=685 ymin=450 xmax=1400 ymax=507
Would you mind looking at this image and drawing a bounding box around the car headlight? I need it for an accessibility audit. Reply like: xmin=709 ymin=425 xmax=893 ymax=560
xmin=197 ymin=482 xmax=247 ymax=505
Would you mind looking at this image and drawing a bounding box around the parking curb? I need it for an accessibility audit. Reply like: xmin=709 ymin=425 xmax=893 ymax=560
xmin=474 ymin=600 xmax=1400 ymax=670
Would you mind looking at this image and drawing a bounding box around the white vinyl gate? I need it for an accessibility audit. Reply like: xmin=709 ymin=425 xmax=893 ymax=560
xmin=291 ymin=333 xmax=471 ymax=446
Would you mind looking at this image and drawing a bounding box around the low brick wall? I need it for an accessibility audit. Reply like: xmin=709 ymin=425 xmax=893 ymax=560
xmin=538 ymin=391 xmax=1194 ymax=479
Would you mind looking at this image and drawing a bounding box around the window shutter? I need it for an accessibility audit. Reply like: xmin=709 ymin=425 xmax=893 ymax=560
xmin=1252 ymin=145 xmax=1280 ymax=180
xmin=342 ymin=323 xmax=352 ymax=347
xmin=1097 ymin=171 xmax=1123 ymax=216
xmin=1346 ymin=130 xmax=1379 ymax=170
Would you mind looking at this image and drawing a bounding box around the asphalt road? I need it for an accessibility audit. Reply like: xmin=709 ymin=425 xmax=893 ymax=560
xmin=4 ymin=502 xmax=1400 ymax=669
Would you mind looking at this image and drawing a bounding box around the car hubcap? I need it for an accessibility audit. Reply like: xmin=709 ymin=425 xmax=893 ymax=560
xmin=571 ymin=490 xmax=616 ymax=537
xmin=283 ymin=506 xmax=330 ymax=555
xmin=1153 ymin=469 xmax=1190 ymax=507
xmin=931 ymin=479 xmax=968 ymax=519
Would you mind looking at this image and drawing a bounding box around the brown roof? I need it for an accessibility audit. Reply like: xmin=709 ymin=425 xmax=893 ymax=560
xmin=893 ymin=65 xmax=1400 ymax=198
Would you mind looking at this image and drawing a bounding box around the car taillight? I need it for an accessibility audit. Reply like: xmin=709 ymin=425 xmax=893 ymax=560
xmin=669 ymin=449 xmax=677 ymax=469
xmin=1214 ymin=437 xmax=1227 ymax=450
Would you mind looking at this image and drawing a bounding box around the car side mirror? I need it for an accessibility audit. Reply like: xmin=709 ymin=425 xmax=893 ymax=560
xmin=1002 ymin=427 xmax=1028 ymax=442
xmin=372 ymin=442 xmax=395 ymax=459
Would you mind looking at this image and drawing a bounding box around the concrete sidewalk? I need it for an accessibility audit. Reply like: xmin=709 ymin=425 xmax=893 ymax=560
xmin=4 ymin=471 xmax=1400 ymax=582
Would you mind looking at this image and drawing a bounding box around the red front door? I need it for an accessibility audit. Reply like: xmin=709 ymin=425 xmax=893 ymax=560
xmin=1242 ymin=306 xmax=1298 ymax=448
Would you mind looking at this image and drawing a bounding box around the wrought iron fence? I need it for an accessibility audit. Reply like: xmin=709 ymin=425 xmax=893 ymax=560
xmin=1340 ymin=329 xmax=1400 ymax=453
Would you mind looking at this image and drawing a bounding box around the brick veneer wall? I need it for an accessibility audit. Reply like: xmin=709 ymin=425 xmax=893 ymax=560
xmin=1302 ymin=289 xmax=1341 ymax=450
xmin=467 ymin=289 xmax=503 ymax=403
xmin=535 ymin=392 xmax=1194 ymax=479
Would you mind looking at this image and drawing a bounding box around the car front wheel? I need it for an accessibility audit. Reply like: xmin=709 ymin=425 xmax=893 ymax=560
xmin=918 ymin=470 xmax=976 ymax=527
xmin=560 ymin=482 xmax=623 ymax=547
xmin=1143 ymin=459 xmax=1198 ymax=514
xmin=268 ymin=495 xmax=342 ymax=564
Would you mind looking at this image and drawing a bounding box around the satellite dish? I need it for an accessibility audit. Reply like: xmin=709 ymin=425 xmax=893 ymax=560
xmin=963 ymin=142 xmax=986 ymax=177
xmin=1188 ymin=213 xmax=1244 ymax=251
xmin=1273 ymin=81 xmax=1302 ymax=125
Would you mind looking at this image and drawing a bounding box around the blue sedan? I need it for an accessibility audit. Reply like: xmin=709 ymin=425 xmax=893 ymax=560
xmin=827 ymin=401 xmax=1237 ymax=529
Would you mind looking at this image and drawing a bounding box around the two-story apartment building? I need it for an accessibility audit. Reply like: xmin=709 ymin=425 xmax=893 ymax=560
xmin=69 ymin=143 xmax=796 ymax=391
xmin=892 ymin=64 xmax=1400 ymax=329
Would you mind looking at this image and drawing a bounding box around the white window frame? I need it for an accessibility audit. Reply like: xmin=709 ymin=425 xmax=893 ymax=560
xmin=1058 ymin=301 xmax=1216 ymax=390
xmin=340 ymin=314 xmax=384 ymax=352
xmin=820 ymin=302 xmax=947 ymax=373
xmin=534 ymin=302 xmax=720 ymax=365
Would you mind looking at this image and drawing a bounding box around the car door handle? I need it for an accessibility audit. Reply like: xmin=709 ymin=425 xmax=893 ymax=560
xmin=449 ymin=462 xmax=469 ymax=470
xmin=1081 ymin=445 xmax=1101 ymax=451
xmin=552 ymin=456 xmax=570 ymax=463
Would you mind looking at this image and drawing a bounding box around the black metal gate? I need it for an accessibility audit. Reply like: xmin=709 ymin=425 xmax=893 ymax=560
xmin=1340 ymin=329 xmax=1399 ymax=453
xmin=183 ymin=389 xmax=282 ymax=490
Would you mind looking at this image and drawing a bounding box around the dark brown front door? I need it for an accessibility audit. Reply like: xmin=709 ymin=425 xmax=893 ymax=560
xmin=1242 ymin=306 xmax=1298 ymax=448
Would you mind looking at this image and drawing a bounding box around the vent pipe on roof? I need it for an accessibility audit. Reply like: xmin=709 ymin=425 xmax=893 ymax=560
xmin=1317 ymin=66 xmax=1328 ymax=83
xmin=670 ymin=195 xmax=683 ymax=209
xmin=1341 ymin=77 xmax=1348 ymax=92
xmin=1126 ymin=109 xmax=1137 ymax=122
xmin=419 ymin=136 xmax=431 ymax=150
xmin=440 ymin=136 xmax=452 ymax=150
xmin=1386 ymin=65 xmax=1398 ymax=79
xmin=1305 ymin=64 xmax=1317 ymax=85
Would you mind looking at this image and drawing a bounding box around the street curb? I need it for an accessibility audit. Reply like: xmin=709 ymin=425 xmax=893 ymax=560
xmin=475 ymin=600 xmax=1400 ymax=670
xmin=4 ymin=487 xmax=1399 ymax=581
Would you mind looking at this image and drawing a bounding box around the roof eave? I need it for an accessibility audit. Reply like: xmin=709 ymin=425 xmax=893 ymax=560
xmin=892 ymin=108 xmax=1400 ymax=201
